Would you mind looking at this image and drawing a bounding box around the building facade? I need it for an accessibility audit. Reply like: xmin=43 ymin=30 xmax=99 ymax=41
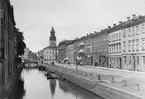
xmin=66 ymin=41 xmax=74 ymax=64
xmin=108 ymin=24 xmax=122 ymax=69
xmin=74 ymin=37 xmax=85 ymax=65
xmin=0 ymin=0 xmax=19 ymax=98
xmin=42 ymin=27 xmax=58 ymax=63
xmin=84 ymin=34 xmax=93 ymax=66
xmin=93 ymin=30 xmax=109 ymax=67
xmin=122 ymin=15 xmax=145 ymax=71
xmin=57 ymin=40 xmax=72 ymax=63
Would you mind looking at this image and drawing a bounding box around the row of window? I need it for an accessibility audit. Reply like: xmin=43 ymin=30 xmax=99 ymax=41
xmin=45 ymin=56 xmax=56 ymax=59
xmin=123 ymin=23 xmax=145 ymax=38
xmin=108 ymin=32 xmax=121 ymax=42
xmin=123 ymin=56 xmax=145 ymax=65
xmin=109 ymin=56 xmax=145 ymax=65
xmin=123 ymin=38 xmax=145 ymax=52
xmin=109 ymin=43 xmax=121 ymax=54
xmin=47 ymin=52 xmax=57 ymax=55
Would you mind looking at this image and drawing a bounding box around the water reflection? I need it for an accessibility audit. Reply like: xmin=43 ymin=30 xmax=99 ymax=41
xmin=49 ymin=79 xmax=56 ymax=97
xmin=59 ymin=80 xmax=104 ymax=99
xmin=10 ymin=68 xmax=104 ymax=99
xmin=9 ymin=78 xmax=25 ymax=99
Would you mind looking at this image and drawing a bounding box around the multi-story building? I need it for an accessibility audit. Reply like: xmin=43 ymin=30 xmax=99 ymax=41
xmin=66 ymin=40 xmax=74 ymax=64
xmin=84 ymin=34 xmax=93 ymax=66
xmin=74 ymin=37 xmax=85 ymax=65
xmin=57 ymin=40 xmax=72 ymax=63
xmin=122 ymin=15 xmax=145 ymax=71
xmin=108 ymin=24 xmax=122 ymax=69
xmin=93 ymin=30 xmax=109 ymax=67
xmin=0 ymin=0 xmax=20 ymax=98
xmin=37 ymin=49 xmax=44 ymax=59
xmin=22 ymin=48 xmax=29 ymax=60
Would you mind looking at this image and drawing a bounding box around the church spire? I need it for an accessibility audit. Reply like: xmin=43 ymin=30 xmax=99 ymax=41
xmin=49 ymin=27 xmax=56 ymax=41
xmin=49 ymin=27 xmax=56 ymax=47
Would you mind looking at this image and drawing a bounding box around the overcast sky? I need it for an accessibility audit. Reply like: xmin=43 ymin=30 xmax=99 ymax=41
xmin=10 ymin=0 xmax=145 ymax=52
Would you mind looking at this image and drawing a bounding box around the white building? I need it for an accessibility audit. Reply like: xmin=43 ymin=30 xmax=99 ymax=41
xmin=43 ymin=27 xmax=58 ymax=63
xmin=122 ymin=15 xmax=145 ymax=71
xmin=108 ymin=24 xmax=122 ymax=69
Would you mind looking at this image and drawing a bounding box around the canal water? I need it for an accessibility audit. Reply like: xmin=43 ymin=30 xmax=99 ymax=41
xmin=10 ymin=65 xmax=104 ymax=99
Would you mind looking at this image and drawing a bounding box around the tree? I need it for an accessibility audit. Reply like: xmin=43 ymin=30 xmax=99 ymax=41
xmin=16 ymin=29 xmax=26 ymax=63
xmin=17 ymin=30 xmax=26 ymax=56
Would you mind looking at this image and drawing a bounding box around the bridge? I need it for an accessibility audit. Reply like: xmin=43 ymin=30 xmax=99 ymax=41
xmin=23 ymin=61 xmax=38 ymax=65
xmin=17 ymin=60 xmax=39 ymax=75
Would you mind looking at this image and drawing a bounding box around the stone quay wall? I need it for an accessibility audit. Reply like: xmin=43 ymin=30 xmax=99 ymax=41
xmin=40 ymin=64 xmax=144 ymax=99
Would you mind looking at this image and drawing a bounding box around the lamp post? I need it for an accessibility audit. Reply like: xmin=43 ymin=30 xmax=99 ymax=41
xmin=76 ymin=56 xmax=78 ymax=71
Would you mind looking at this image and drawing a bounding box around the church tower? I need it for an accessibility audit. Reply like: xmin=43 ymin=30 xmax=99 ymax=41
xmin=49 ymin=27 xmax=56 ymax=47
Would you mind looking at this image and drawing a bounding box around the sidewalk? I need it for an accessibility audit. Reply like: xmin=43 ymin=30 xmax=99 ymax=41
xmin=55 ymin=62 xmax=145 ymax=79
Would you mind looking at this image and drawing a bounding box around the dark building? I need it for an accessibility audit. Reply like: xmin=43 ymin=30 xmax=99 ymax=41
xmin=0 ymin=0 xmax=21 ymax=98
xmin=57 ymin=40 xmax=72 ymax=63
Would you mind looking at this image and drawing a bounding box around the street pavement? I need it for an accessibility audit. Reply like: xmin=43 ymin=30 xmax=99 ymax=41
xmin=54 ymin=62 xmax=145 ymax=79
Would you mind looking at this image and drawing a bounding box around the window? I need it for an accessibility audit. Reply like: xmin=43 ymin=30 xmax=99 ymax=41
xmin=132 ymin=27 xmax=135 ymax=36
xmin=114 ymin=45 xmax=116 ymax=53
xmin=111 ymin=45 xmax=113 ymax=53
xmin=116 ymin=33 xmax=118 ymax=41
xmin=109 ymin=46 xmax=111 ymax=53
xmin=143 ymin=56 xmax=145 ymax=64
xmin=137 ymin=56 xmax=139 ymax=65
xmin=132 ymin=39 xmax=135 ymax=52
xmin=123 ymin=29 xmax=126 ymax=38
xmin=114 ymin=34 xmax=115 ymax=41
xmin=128 ymin=28 xmax=131 ymax=37
xmin=142 ymin=24 xmax=145 ymax=34
xmin=142 ymin=38 xmax=145 ymax=51
xmin=123 ymin=41 xmax=126 ymax=52
xmin=136 ymin=26 xmax=139 ymax=35
xmin=119 ymin=44 xmax=121 ymax=53
xmin=119 ymin=32 xmax=121 ymax=40
xmin=136 ymin=39 xmax=139 ymax=51
xmin=128 ymin=40 xmax=131 ymax=52
xmin=128 ymin=56 xmax=131 ymax=64
xmin=116 ymin=44 xmax=118 ymax=53
xmin=124 ymin=56 xmax=126 ymax=64
xmin=110 ymin=35 xmax=112 ymax=42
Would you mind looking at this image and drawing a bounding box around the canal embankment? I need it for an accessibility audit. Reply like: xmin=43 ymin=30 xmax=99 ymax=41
xmin=39 ymin=63 xmax=145 ymax=99
xmin=0 ymin=63 xmax=25 ymax=99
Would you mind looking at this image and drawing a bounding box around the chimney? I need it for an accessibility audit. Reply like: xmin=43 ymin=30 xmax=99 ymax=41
xmin=113 ymin=24 xmax=116 ymax=27
xmin=127 ymin=17 xmax=130 ymax=21
xmin=108 ymin=26 xmax=111 ymax=29
xmin=132 ymin=14 xmax=136 ymax=19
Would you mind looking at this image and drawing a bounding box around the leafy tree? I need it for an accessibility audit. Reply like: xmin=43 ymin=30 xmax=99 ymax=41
xmin=17 ymin=30 xmax=26 ymax=56
xmin=16 ymin=29 xmax=26 ymax=63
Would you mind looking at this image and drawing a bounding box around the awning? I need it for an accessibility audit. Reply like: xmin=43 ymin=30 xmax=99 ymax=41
xmin=79 ymin=42 xmax=84 ymax=46
xmin=64 ymin=57 xmax=69 ymax=60
xmin=77 ymin=49 xmax=84 ymax=53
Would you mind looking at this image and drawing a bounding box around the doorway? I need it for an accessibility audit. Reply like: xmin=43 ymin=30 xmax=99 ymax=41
xmin=133 ymin=56 xmax=136 ymax=71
